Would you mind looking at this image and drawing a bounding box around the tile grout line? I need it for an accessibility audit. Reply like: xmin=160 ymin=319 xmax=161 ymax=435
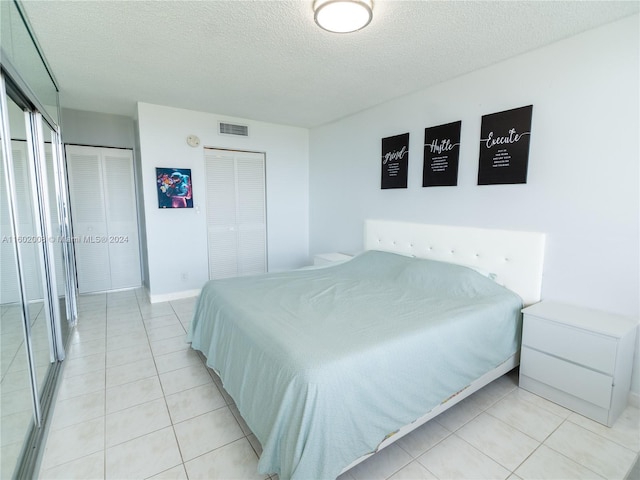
xmin=41 ymin=294 xmax=109 ymax=477
xmin=540 ymin=417 xmax=634 ymax=480
xmin=105 ymin=292 xmax=142 ymax=478
xmin=562 ymin=414 xmax=640 ymax=454
xmin=171 ymin=298 xmax=262 ymax=476
xmin=535 ymin=417 xmax=608 ymax=479
xmin=103 ymin=297 xmax=108 ymax=480
xmin=134 ymin=293 xmax=184 ymax=480
xmin=404 ymin=381 xmax=535 ymax=479
xmin=137 ymin=295 xmax=187 ymax=478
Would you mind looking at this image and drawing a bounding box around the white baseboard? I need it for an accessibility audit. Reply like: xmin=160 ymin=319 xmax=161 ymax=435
xmin=629 ymin=391 xmax=640 ymax=409
xmin=146 ymin=288 xmax=201 ymax=304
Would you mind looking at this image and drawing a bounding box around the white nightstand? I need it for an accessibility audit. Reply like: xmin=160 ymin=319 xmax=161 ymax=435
xmin=313 ymin=252 xmax=353 ymax=266
xmin=519 ymin=301 xmax=638 ymax=427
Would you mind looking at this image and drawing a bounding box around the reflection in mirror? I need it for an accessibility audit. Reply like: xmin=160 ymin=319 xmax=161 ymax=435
xmin=1 ymin=0 xmax=59 ymax=125
xmin=0 ymin=94 xmax=37 ymax=479
xmin=1 ymin=2 xmax=69 ymax=476
xmin=42 ymin=120 xmax=70 ymax=348
xmin=23 ymin=112 xmax=57 ymax=400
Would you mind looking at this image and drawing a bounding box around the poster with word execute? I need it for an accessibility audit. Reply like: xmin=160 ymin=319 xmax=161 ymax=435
xmin=423 ymin=121 xmax=461 ymax=187
xmin=381 ymin=133 xmax=409 ymax=189
xmin=478 ymin=105 xmax=533 ymax=185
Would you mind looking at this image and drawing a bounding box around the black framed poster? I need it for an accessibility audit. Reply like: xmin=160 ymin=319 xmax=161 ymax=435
xmin=381 ymin=133 xmax=409 ymax=189
xmin=477 ymin=105 xmax=533 ymax=185
xmin=423 ymin=121 xmax=461 ymax=187
xmin=156 ymin=167 xmax=194 ymax=208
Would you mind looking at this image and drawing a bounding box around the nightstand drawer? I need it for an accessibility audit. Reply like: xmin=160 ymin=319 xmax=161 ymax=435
xmin=522 ymin=316 xmax=617 ymax=374
xmin=521 ymin=347 xmax=612 ymax=409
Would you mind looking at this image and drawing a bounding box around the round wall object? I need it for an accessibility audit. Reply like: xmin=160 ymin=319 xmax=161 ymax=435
xmin=186 ymin=134 xmax=200 ymax=147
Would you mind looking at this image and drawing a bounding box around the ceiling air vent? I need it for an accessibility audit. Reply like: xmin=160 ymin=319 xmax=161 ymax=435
xmin=219 ymin=122 xmax=249 ymax=137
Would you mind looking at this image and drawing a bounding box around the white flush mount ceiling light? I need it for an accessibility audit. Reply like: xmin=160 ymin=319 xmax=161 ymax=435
xmin=313 ymin=0 xmax=373 ymax=33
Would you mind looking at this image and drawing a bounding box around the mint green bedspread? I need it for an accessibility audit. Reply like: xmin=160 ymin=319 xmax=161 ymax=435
xmin=188 ymin=250 xmax=522 ymax=480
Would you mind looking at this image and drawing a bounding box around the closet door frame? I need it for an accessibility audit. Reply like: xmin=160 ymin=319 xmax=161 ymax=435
xmin=50 ymin=131 xmax=79 ymax=325
xmin=66 ymin=144 xmax=111 ymax=293
xmin=0 ymin=70 xmax=43 ymax=428
xmin=101 ymin=147 xmax=142 ymax=290
xmin=65 ymin=144 xmax=142 ymax=293
xmin=25 ymin=110 xmax=64 ymax=361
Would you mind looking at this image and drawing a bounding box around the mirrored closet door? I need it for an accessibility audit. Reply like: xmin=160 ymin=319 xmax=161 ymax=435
xmin=1 ymin=0 xmax=78 ymax=473
xmin=0 ymin=72 xmax=76 ymax=480
xmin=0 ymin=91 xmax=41 ymax=479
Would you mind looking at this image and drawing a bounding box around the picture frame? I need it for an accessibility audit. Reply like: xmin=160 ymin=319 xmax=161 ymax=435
xmin=156 ymin=167 xmax=193 ymax=208
xmin=423 ymin=121 xmax=461 ymax=187
xmin=381 ymin=133 xmax=409 ymax=189
xmin=477 ymin=105 xmax=533 ymax=185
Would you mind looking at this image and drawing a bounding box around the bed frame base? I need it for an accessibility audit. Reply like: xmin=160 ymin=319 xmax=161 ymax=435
xmin=339 ymin=353 xmax=520 ymax=475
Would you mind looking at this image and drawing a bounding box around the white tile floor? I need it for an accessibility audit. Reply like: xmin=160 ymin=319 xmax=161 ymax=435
xmin=37 ymin=289 xmax=639 ymax=480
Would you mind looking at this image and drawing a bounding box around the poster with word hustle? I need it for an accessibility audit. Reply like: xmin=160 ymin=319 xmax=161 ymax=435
xmin=381 ymin=133 xmax=409 ymax=189
xmin=423 ymin=121 xmax=461 ymax=187
xmin=478 ymin=105 xmax=533 ymax=185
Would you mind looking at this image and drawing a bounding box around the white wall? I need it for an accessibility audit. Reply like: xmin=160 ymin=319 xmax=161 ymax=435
xmin=60 ymin=108 xmax=148 ymax=286
xmin=61 ymin=108 xmax=136 ymax=148
xmin=137 ymin=102 xmax=309 ymax=301
xmin=132 ymin=119 xmax=148 ymax=288
xmin=309 ymin=16 xmax=639 ymax=390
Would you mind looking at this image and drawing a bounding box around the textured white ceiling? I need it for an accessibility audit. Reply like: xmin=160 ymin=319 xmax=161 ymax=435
xmin=20 ymin=0 xmax=639 ymax=128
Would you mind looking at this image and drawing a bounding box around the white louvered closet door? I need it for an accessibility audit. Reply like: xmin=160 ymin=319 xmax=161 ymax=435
xmin=7 ymin=141 xmax=43 ymax=301
xmin=101 ymin=150 xmax=142 ymax=289
xmin=204 ymin=149 xmax=266 ymax=280
xmin=0 ymin=143 xmax=18 ymax=303
xmin=0 ymin=142 xmax=39 ymax=303
xmin=66 ymin=146 xmax=110 ymax=293
xmin=66 ymin=145 xmax=141 ymax=293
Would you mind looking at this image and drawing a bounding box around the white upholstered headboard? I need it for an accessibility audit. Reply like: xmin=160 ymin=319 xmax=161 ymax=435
xmin=364 ymin=220 xmax=546 ymax=306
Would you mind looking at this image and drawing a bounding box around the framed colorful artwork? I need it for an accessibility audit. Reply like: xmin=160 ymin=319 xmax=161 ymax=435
xmin=156 ymin=168 xmax=193 ymax=208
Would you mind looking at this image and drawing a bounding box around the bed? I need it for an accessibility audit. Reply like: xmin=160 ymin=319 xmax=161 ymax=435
xmin=188 ymin=220 xmax=546 ymax=480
